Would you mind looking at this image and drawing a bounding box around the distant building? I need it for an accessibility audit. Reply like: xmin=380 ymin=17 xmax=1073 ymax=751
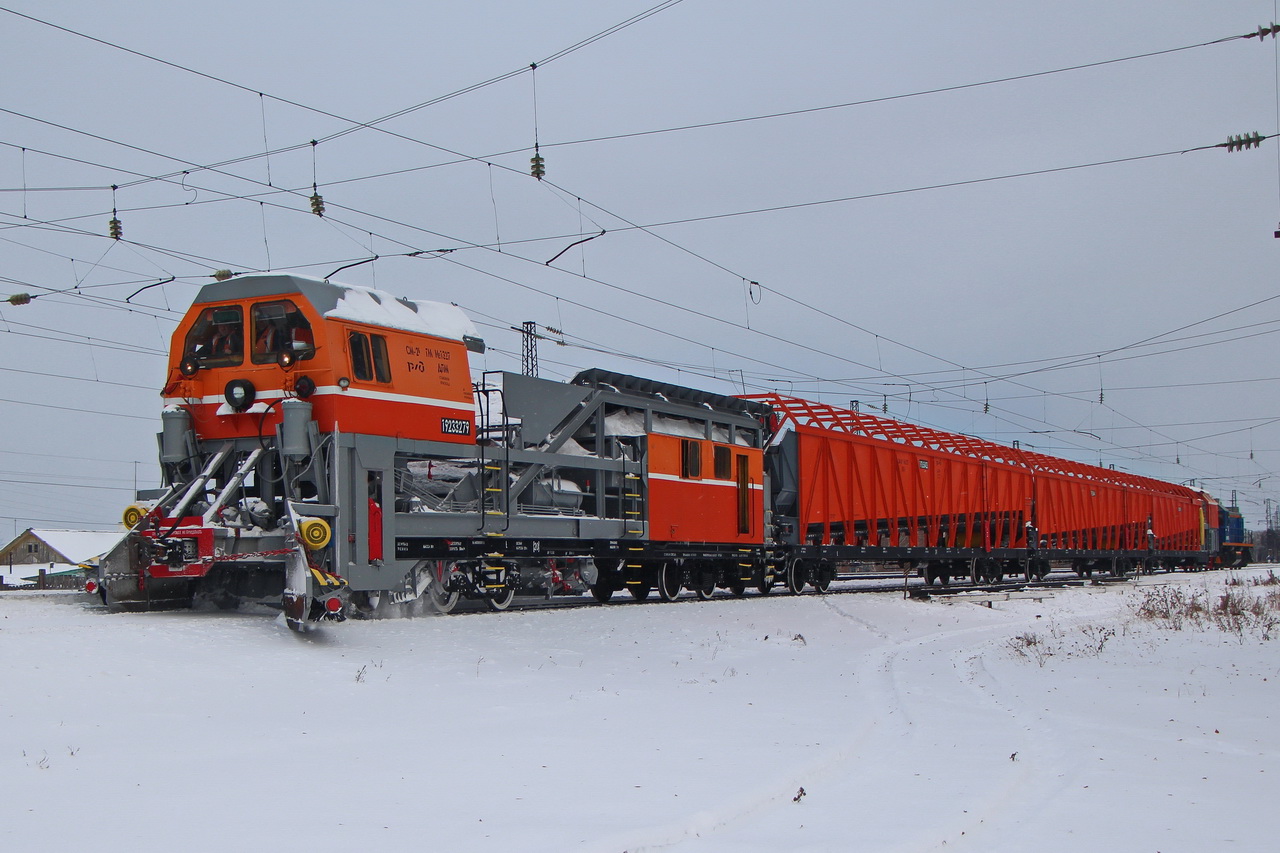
xmin=0 ymin=528 xmax=125 ymax=588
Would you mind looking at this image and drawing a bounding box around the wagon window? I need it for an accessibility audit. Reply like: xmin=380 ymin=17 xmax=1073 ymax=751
xmin=713 ymin=445 xmax=732 ymax=480
xmin=681 ymin=439 xmax=702 ymax=479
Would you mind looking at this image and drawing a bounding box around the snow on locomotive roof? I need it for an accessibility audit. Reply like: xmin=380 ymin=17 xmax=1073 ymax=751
xmin=191 ymin=273 xmax=477 ymax=342
xmin=326 ymin=284 xmax=476 ymax=340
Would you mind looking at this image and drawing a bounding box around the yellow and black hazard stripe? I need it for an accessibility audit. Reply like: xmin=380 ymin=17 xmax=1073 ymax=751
xmin=309 ymin=567 xmax=347 ymax=590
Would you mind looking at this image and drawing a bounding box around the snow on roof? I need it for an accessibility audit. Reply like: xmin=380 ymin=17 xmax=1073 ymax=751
xmin=194 ymin=274 xmax=478 ymax=342
xmin=27 ymin=529 xmax=125 ymax=563
xmin=325 ymin=284 xmax=477 ymax=342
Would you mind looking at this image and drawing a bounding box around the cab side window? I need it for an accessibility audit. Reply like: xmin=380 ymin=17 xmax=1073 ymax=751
xmin=349 ymin=331 xmax=392 ymax=383
xmin=371 ymin=335 xmax=391 ymax=383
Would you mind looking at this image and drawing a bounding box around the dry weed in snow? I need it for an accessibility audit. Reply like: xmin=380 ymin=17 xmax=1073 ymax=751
xmin=1133 ymin=576 xmax=1280 ymax=640
xmin=1005 ymin=572 xmax=1280 ymax=666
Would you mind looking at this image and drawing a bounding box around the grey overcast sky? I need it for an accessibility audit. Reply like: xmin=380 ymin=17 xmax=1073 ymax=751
xmin=3 ymin=0 xmax=1280 ymax=533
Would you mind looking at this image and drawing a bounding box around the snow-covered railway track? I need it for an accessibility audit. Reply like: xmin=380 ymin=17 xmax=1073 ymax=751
xmin=373 ymin=567 xmax=1183 ymax=618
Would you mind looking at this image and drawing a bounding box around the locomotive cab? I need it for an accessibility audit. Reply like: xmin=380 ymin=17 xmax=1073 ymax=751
xmin=94 ymin=273 xmax=485 ymax=628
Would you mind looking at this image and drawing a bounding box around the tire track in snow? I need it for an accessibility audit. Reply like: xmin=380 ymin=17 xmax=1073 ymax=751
xmin=601 ymin=596 xmax=1071 ymax=851
xmin=892 ymin=587 xmax=1139 ymax=851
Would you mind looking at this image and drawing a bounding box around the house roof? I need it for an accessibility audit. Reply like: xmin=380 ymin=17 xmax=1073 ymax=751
xmin=1 ymin=528 xmax=126 ymax=565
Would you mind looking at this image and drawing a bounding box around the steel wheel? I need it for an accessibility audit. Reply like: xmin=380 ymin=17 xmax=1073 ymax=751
xmin=628 ymin=583 xmax=652 ymax=601
xmin=427 ymin=580 xmax=460 ymax=614
xmin=786 ymin=560 xmax=807 ymax=595
xmin=757 ymin=573 xmax=775 ymax=595
xmin=589 ymin=584 xmax=614 ymax=603
xmin=658 ymin=563 xmax=682 ymax=602
xmin=486 ymin=586 xmax=516 ymax=611
xmin=811 ymin=564 xmax=832 ymax=593
xmin=729 ymin=582 xmax=747 ymax=597
xmin=694 ymin=578 xmax=716 ymax=600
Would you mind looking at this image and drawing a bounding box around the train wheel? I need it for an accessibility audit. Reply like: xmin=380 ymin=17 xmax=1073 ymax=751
xmin=786 ymin=560 xmax=807 ymax=594
xmin=486 ymin=586 xmax=516 ymax=611
xmin=695 ymin=577 xmax=716 ymax=600
xmin=812 ymin=561 xmax=834 ymax=592
xmin=657 ymin=563 xmax=682 ymax=602
xmin=729 ymin=582 xmax=747 ymax=597
xmin=629 ymin=583 xmax=652 ymax=601
xmin=589 ymin=584 xmax=614 ymax=603
xmin=427 ymin=581 xmax=460 ymax=614
xmin=757 ymin=573 xmax=775 ymax=595
xmin=969 ymin=560 xmax=980 ymax=584
xmin=923 ymin=563 xmax=937 ymax=587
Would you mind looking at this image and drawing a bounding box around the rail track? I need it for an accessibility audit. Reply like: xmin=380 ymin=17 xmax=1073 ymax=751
xmin=370 ymin=565 xmax=1185 ymax=618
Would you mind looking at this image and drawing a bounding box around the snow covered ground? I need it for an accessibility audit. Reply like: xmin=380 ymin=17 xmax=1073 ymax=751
xmin=2 ymin=569 xmax=1277 ymax=852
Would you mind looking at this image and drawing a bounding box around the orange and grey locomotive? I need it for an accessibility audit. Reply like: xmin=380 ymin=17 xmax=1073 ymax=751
xmin=89 ymin=273 xmax=1246 ymax=629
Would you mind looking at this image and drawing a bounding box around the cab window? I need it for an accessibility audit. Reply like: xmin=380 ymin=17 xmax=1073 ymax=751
xmin=185 ymin=306 xmax=243 ymax=367
xmin=251 ymin=300 xmax=315 ymax=364
xmin=349 ymin=331 xmax=392 ymax=383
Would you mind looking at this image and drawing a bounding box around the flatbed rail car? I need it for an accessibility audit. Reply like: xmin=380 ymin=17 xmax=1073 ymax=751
xmin=89 ymin=272 xmax=1243 ymax=629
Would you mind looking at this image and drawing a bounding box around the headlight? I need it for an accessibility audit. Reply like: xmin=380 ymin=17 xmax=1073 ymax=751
xmin=224 ymin=379 xmax=256 ymax=411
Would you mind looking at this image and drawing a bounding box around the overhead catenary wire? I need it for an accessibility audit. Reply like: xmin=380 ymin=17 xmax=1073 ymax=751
xmin=2 ymin=14 xmax=1269 ymax=491
xmin=2 ymin=156 xmax=1259 ymax=484
xmin=5 ymin=128 xmax=1259 ymax=479
xmin=12 ymin=108 xmax=1264 ymax=395
xmin=0 ymin=1 xmax=689 ymax=192
xmin=0 ymin=7 xmax=1259 ymax=198
xmin=3 ymin=36 xmax=1269 ymax=429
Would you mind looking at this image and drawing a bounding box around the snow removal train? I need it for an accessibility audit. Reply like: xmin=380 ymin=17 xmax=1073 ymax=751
xmin=88 ymin=273 xmax=1252 ymax=630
